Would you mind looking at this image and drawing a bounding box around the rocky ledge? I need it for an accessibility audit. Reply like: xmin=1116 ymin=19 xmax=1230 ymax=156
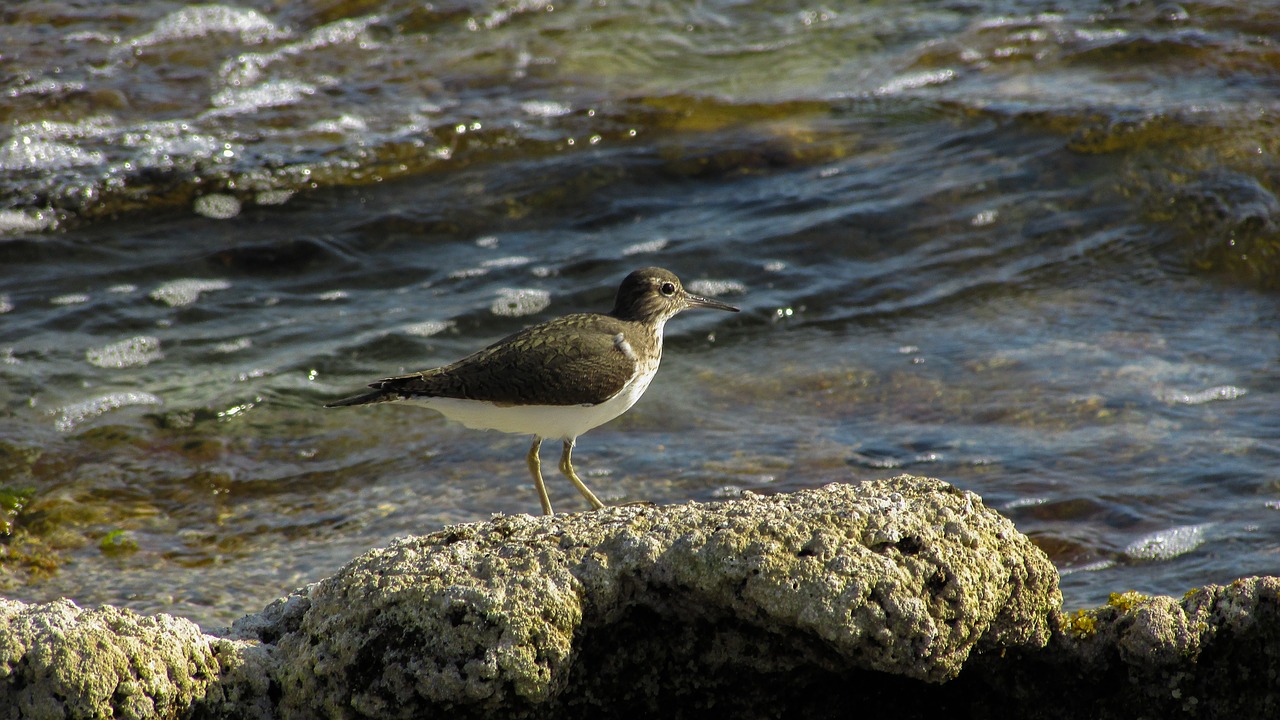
xmin=1 ymin=475 xmax=1277 ymax=719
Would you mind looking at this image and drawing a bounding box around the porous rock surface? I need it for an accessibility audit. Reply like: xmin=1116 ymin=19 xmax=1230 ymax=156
xmin=974 ymin=575 xmax=1280 ymax=719
xmin=245 ymin=476 xmax=1057 ymax=718
xmin=0 ymin=598 xmax=220 ymax=720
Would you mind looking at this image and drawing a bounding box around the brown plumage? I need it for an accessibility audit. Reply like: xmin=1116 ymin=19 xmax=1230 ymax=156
xmin=326 ymin=313 xmax=642 ymax=408
xmin=325 ymin=267 xmax=740 ymax=514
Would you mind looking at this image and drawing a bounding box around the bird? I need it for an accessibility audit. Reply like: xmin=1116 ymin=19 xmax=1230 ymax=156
xmin=325 ymin=267 xmax=740 ymax=514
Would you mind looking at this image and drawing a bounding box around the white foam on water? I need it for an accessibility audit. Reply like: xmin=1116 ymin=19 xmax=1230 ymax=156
xmin=1159 ymin=385 xmax=1248 ymax=405
xmin=0 ymin=136 xmax=103 ymax=172
xmin=1058 ymin=559 xmax=1117 ymax=576
xmin=304 ymin=16 xmax=382 ymax=49
xmin=129 ymin=122 xmax=224 ymax=166
xmin=622 ymin=238 xmax=668 ymax=256
xmin=56 ymin=392 xmax=163 ymax=432
xmin=481 ymin=255 xmax=532 ymax=269
xmin=490 ymin=288 xmax=551 ymax=317
xmin=402 ymin=320 xmax=453 ymax=337
xmin=1001 ymin=496 xmax=1049 ymax=510
xmin=1124 ymin=523 xmax=1213 ymax=561
xmin=521 ymin=100 xmax=572 ymax=117
xmin=86 ymin=336 xmax=164 ymax=369
xmin=209 ymin=79 xmax=317 ymax=116
xmin=686 ymin=278 xmax=746 ymax=297
xmin=213 ymin=337 xmax=253 ymax=354
xmin=875 ymin=68 xmax=956 ymax=95
xmin=218 ymin=16 xmax=381 ymax=89
xmin=131 ymin=5 xmax=290 ymax=47
xmin=0 ymin=209 xmax=56 ymax=233
xmin=150 ymin=279 xmax=232 ymax=307
xmin=7 ymin=78 xmax=85 ymax=98
xmin=308 ymin=115 xmax=368 ymax=134
xmin=194 ymin=194 xmax=242 ymax=219
xmin=50 ymin=293 xmax=90 ymax=306
xmin=255 ymin=189 xmax=294 ymax=205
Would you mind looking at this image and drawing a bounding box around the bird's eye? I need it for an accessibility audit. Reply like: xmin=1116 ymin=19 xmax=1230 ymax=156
xmin=659 ymin=282 xmax=676 ymax=296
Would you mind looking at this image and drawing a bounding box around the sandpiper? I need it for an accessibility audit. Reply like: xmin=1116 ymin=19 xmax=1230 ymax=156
xmin=326 ymin=267 xmax=739 ymax=514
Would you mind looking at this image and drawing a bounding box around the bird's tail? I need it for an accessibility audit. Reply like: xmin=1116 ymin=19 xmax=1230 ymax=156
xmin=323 ymin=389 xmax=396 ymax=408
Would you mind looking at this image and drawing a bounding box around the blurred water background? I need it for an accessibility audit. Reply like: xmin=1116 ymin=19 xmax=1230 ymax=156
xmin=1 ymin=0 xmax=1278 ymax=631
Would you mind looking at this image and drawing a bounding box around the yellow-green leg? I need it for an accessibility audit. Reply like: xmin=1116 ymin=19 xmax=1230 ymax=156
xmin=527 ymin=437 xmax=553 ymax=516
xmin=560 ymin=438 xmax=605 ymax=510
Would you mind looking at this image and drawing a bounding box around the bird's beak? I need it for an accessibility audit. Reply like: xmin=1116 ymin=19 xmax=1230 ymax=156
xmin=684 ymin=292 xmax=739 ymax=313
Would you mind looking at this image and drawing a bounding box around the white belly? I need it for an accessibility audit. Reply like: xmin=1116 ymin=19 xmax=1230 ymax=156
xmin=414 ymin=362 xmax=659 ymax=441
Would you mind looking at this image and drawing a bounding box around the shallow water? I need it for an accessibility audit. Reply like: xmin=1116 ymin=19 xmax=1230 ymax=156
xmin=2 ymin=0 xmax=1279 ymax=630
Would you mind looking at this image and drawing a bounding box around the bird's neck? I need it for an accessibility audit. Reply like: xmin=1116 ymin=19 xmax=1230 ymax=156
xmin=650 ymin=317 xmax=667 ymax=356
xmin=618 ymin=315 xmax=666 ymax=361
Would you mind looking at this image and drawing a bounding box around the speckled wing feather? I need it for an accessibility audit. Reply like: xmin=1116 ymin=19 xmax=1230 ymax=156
xmin=360 ymin=313 xmax=642 ymax=407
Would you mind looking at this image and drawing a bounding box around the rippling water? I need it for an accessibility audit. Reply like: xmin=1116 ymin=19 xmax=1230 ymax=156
xmin=2 ymin=0 xmax=1278 ymax=630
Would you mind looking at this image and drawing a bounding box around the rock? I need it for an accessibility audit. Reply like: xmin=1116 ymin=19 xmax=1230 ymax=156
xmin=240 ymin=475 xmax=1059 ymax=718
xmin=971 ymin=576 xmax=1280 ymax=719
xmin=0 ymin=475 xmax=1076 ymax=718
xmin=7 ymin=476 xmax=1280 ymax=718
xmin=0 ymin=598 xmax=222 ymax=720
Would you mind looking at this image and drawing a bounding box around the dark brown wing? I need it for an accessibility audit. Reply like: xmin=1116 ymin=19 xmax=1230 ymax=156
xmin=352 ymin=313 xmax=642 ymax=407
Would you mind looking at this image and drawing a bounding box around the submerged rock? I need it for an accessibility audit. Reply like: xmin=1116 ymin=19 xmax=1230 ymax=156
xmin=3 ymin=475 xmax=1275 ymax=719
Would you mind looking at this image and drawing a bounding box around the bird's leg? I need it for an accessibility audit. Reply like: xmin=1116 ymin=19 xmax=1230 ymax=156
xmin=560 ymin=438 xmax=605 ymax=510
xmin=527 ymin=437 xmax=553 ymax=516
